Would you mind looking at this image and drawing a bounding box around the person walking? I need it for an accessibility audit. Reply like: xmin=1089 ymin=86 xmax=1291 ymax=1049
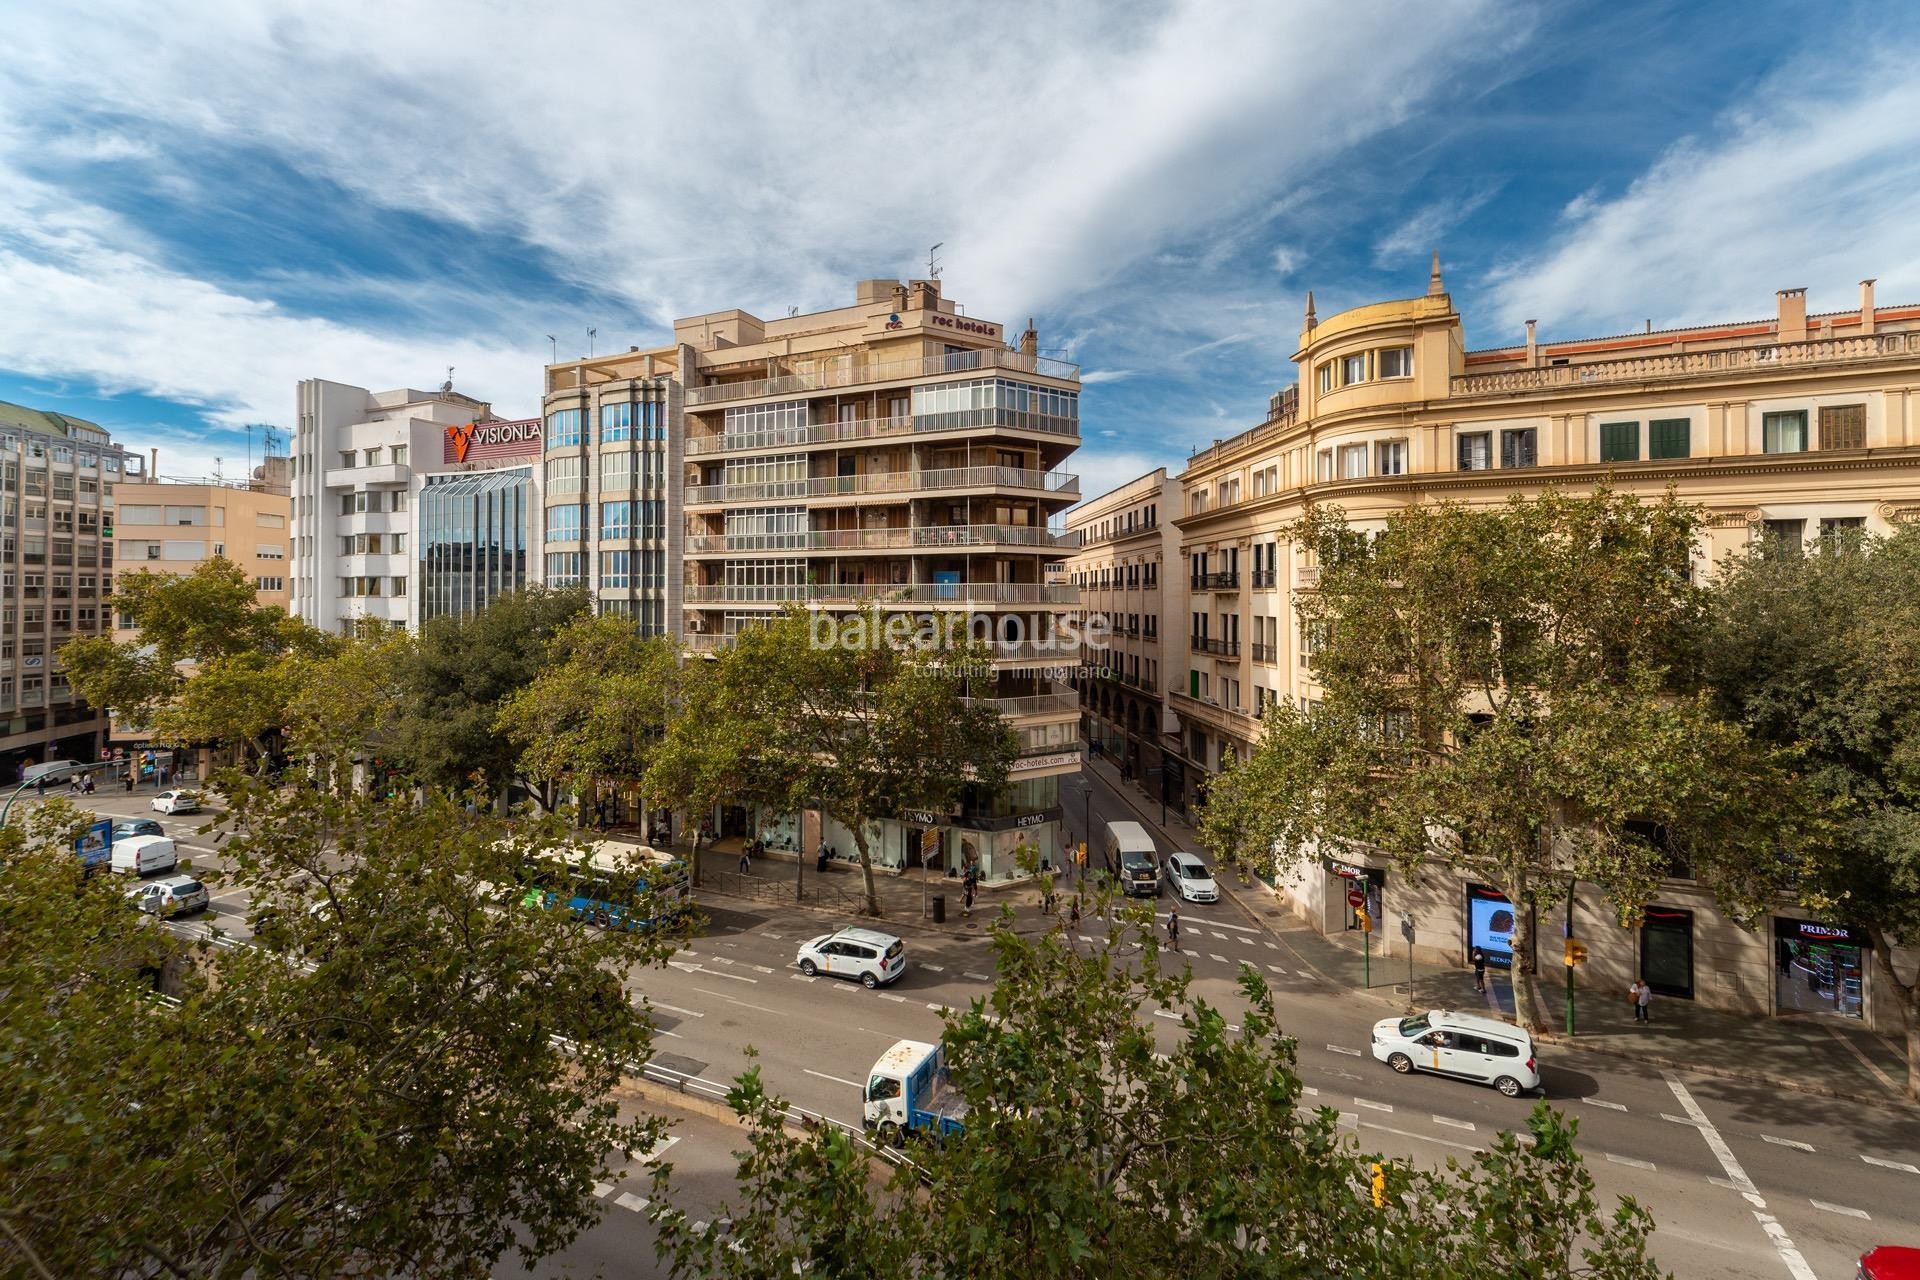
xmin=739 ymin=845 xmax=752 ymax=875
xmin=123 ymin=770 xmax=134 ymax=794
xmin=1629 ymin=979 xmax=1652 ymax=1024
xmin=962 ymin=866 xmax=977 ymax=916
xmin=1470 ymin=946 xmax=1487 ymax=994
xmin=81 ymin=772 xmax=94 ymax=796
xmin=1166 ymin=907 xmax=1181 ymax=953
xmin=1067 ymin=897 xmax=1081 ymax=932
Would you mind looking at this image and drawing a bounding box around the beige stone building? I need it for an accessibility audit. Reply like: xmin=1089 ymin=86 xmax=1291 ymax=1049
xmin=1063 ymin=468 xmax=1185 ymax=812
xmin=1175 ymin=260 xmax=1920 ymax=1032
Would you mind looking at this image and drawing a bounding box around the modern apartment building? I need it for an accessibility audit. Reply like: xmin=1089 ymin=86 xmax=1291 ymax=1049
xmin=1174 ymin=262 xmax=1920 ymax=1031
xmin=1063 ymin=468 xmax=1184 ymax=809
xmin=291 ymin=381 xmax=539 ymax=633
xmin=0 ymin=401 xmax=136 ymax=780
xmin=659 ymin=277 xmax=1082 ymax=881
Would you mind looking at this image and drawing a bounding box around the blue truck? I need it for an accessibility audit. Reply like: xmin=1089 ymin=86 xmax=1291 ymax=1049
xmin=862 ymin=1039 xmax=968 ymax=1146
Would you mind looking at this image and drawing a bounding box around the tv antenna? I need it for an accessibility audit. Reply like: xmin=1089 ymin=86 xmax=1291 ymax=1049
xmin=928 ymin=242 xmax=943 ymax=281
xmin=588 ymin=328 xmax=596 ymax=358
xmin=441 ymin=366 xmax=455 ymax=393
xmin=546 ymin=334 xmax=558 ymax=363
xmin=788 ymin=305 xmax=799 ymax=318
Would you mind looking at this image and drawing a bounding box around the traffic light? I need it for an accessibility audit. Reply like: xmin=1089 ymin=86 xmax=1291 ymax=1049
xmin=1355 ymin=908 xmax=1373 ymax=934
xmin=1076 ymin=842 xmax=1087 ymax=865
xmin=1370 ymin=1162 xmax=1387 ymax=1209
xmin=1564 ymin=938 xmax=1589 ymax=966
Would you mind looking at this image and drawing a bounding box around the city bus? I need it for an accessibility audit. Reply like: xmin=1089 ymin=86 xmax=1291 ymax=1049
xmin=514 ymin=841 xmax=689 ymax=931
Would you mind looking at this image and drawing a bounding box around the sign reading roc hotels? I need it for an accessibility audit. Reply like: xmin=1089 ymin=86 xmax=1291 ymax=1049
xmin=443 ymin=417 xmax=543 ymax=463
xmin=926 ymin=312 xmax=1001 ymax=340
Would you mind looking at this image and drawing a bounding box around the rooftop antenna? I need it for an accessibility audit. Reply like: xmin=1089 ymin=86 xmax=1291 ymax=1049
xmin=788 ymin=305 xmax=799 ymax=318
xmin=588 ymin=328 xmax=596 ymax=358
xmin=928 ymin=242 xmax=943 ymax=281
xmin=213 ymin=455 xmax=224 ymax=484
xmin=441 ymin=366 xmax=455 ymax=394
xmin=546 ymin=334 xmax=558 ymax=363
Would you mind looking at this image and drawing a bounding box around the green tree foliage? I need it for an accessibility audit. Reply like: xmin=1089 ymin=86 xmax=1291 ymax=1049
xmin=644 ymin=651 xmax=765 ymax=888
xmin=654 ymin=911 xmax=1663 ymax=1279
xmin=690 ymin=607 xmax=1018 ymax=916
xmin=1201 ymin=490 xmax=1808 ymax=1030
xmin=1705 ymin=525 xmax=1920 ymax=1097
xmin=279 ymin=626 xmax=417 ymax=785
xmin=0 ymin=781 xmax=677 ymax=1278
xmin=389 ymin=587 xmax=590 ymax=802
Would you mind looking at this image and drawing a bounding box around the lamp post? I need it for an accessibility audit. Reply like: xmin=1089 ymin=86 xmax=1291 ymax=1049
xmin=0 ymin=763 xmax=85 ymax=826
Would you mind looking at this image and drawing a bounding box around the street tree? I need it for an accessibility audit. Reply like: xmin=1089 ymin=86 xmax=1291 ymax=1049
xmin=699 ymin=607 xmax=1018 ymax=916
xmin=279 ymin=626 xmax=417 ymax=787
xmin=653 ymin=913 xmax=1663 ymax=1279
xmin=1201 ymin=489 xmax=1809 ymax=1031
xmin=0 ymin=781 xmax=678 ymax=1278
xmin=1704 ymin=524 xmax=1920 ymax=1098
xmin=645 ymin=651 xmax=766 ymax=888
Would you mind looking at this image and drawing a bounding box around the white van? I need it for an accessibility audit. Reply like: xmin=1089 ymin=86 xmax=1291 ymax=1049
xmin=23 ymin=759 xmax=84 ymax=785
xmin=1370 ymin=1008 xmax=1541 ymax=1097
xmin=110 ymin=834 xmax=179 ymax=878
xmin=1102 ymin=820 xmax=1159 ymax=897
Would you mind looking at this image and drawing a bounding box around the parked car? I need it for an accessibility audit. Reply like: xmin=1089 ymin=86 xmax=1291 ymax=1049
xmin=1163 ymin=851 xmax=1219 ymax=903
xmin=113 ymin=818 xmax=166 ymax=840
xmin=109 ymin=835 xmax=179 ymax=877
xmin=152 ymin=790 xmax=201 ymax=815
xmin=796 ymin=926 xmax=906 ymax=988
xmin=1371 ymin=1009 xmax=1540 ymax=1098
xmin=1860 ymin=1247 xmax=1920 ymax=1280
xmin=126 ymin=875 xmax=209 ymax=918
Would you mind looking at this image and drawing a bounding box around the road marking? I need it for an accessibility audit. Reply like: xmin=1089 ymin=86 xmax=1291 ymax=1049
xmin=1665 ymin=1073 xmax=1817 ymax=1280
xmin=1264 ymin=941 xmax=1278 ymax=951
xmin=1153 ymin=1009 xmax=1181 ymax=1021
xmin=688 ymin=988 xmax=786 ymax=1017
xmin=1301 ymin=1086 xmax=1319 ymax=1097
xmin=1150 ymin=912 xmax=1262 ymax=935
xmin=1823 ymin=1023 xmax=1901 ymax=1094
xmin=1337 ymin=1111 xmax=1358 ymax=1129
xmin=1266 ymin=964 xmax=1287 ymax=975
xmin=592 ymin=1181 xmax=615 ymax=1198
xmin=926 ymin=1002 xmax=949 ymax=1013
xmin=711 ymin=956 xmax=734 ymax=965
xmin=1863 ymin=1155 xmax=1920 ymax=1174
xmin=1210 ymin=931 xmax=1228 ymax=940
xmin=1078 ymin=935 xmax=1098 ymax=943
xmin=752 ymin=965 xmax=775 ymax=974
xmin=790 ymin=973 xmax=817 ymax=983
xmin=615 ymin=1192 xmax=650 ymax=1212
xmin=963 ymin=971 xmax=992 ymax=982
xmin=1810 ymin=1199 xmax=1870 ymax=1220
xmin=1762 ymin=1135 xmax=1814 ymax=1152
xmin=1360 ymin=1121 xmax=1479 ymax=1153
xmin=1236 ymin=935 xmax=1256 ymax=946
xmin=879 ymin=993 xmax=907 ymax=1003
xmin=826 ymin=981 xmax=855 ymax=993
xmin=1605 ymin=1153 xmax=1656 ymax=1171
xmin=1210 ymin=953 xmax=1229 ymax=964
xmin=804 ymin=1068 xmax=864 ymax=1089
xmin=1353 ymin=1098 xmax=1392 ymax=1113
xmin=649 ymin=1002 xmax=705 ymax=1018
xmin=1327 ymin=1044 xmax=1361 ymax=1057
xmin=206 ymin=887 xmax=250 ymax=903
xmin=691 ymin=1220 xmax=708 ymax=1235
xmin=1432 ymin=1116 xmax=1476 ymax=1131
xmin=1582 ymin=1098 xmax=1628 ymax=1111
xmin=656 ymin=1029 xmax=683 ymax=1039
xmin=1661 ymin=1112 xmax=1704 ymax=1128
xmin=921 ymin=963 xmax=944 ymax=972
xmin=640 ymin=1136 xmax=680 ymax=1163
xmin=697 ymin=967 xmax=758 ymax=984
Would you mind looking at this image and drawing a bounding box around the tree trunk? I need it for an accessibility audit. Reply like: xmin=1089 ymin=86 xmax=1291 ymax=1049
xmin=849 ymin=819 xmax=881 ymax=918
xmin=688 ymin=827 xmax=704 ymax=890
xmin=1869 ymin=935 xmax=1919 ymax=1102
xmin=1507 ymin=862 xmax=1545 ymax=1033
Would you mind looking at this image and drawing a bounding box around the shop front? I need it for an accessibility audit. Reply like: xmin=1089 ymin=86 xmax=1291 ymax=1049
xmin=817 ymin=804 xmax=1064 ymax=884
xmin=1639 ymin=905 xmax=1694 ymax=1000
xmin=1464 ymin=883 xmax=1528 ymax=969
xmin=1773 ymin=917 xmax=1869 ymax=1019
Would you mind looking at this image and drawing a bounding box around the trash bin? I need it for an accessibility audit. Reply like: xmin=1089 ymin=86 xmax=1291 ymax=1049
xmin=931 ymin=894 xmax=946 ymax=924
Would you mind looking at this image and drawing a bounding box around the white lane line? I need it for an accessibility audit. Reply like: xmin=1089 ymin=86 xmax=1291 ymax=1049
xmin=1327 ymin=1044 xmax=1361 ymax=1057
xmin=1210 ymin=931 xmax=1228 ymax=941
xmin=1359 ymin=1121 xmax=1478 ymax=1154
xmin=804 ymin=1068 xmax=864 ymax=1089
xmin=1665 ymin=1073 xmax=1817 ymax=1280
xmin=1209 ymin=953 xmax=1229 ymax=964
xmin=926 ymin=1002 xmax=949 ymax=1013
xmin=879 ymin=993 xmax=907 ymax=1003
xmin=790 ymin=973 xmax=817 ymax=983
xmin=963 ymin=971 xmax=992 ymax=982
xmin=691 ymin=1220 xmax=708 ymax=1235
xmin=711 ymin=956 xmax=734 ymax=965
xmin=206 ymin=887 xmax=251 ymax=903
xmin=1337 ymin=1111 xmax=1358 ymax=1129
xmin=1762 ymin=1135 xmax=1814 ymax=1152
xmin=1583 ymin=1098 xmax=1628 ymax=1111
xmin=1823 ymin=1023 xmax=1901 ymax=1094
xmin=1302 ymin=1086 xmax=1320 ymax=1097
xmin=826 ymin=981 xmax=855 ymax=993
xmin=1151 ymin=913 xmax=1262 ymax=935
xmin=1264 ymin=942 xmax=1278 ymax=951
xmin=1153 ymin=1009 xmax=1181 ymax=1021
xmin=1863 ymin=1155 xmax=1920 ymax=1174
xmin=1078 ymin=935 xmax=1098 ymax=943
xmin=1605 ymin=1153 xmax=1656 ymax=1171
xmin=752 ymin=965 xmax=775 ymax=974
xmin=656 ymin=1028 xmax=683 ymax=1039
xmin=1661 ymin=1112 xmax=1704 ymax=1128
xmin=921 ymin=964 xmax=945 ymax=972
xmin=1432 ymin=1116 xmax=1476 ymax=1131
xmin=592 ymin=1181 xmax=615 ymax=1198
xmin=615 ymin=1191 xmax=650 ymax=1212
xmin=688 ymin=988 xmax=786 ymax=1017
xmin=1810 ymin=1199 xmax=1870 ymax=1220
xmin=641 ymin=1136 xmax=680 ymax=1163
xmin=1266 ymin=964 xmax=1287 ymax=975
xmin=1353 ymin=1098 xmax=1393 ymax=1113
xmin=699 ymin=968 xmax=759 ymax=984
xmin=1236 ymin=936 xmax=1256 ymax=946
xmin=649 ymin=1002 xmax=705 ymax=1018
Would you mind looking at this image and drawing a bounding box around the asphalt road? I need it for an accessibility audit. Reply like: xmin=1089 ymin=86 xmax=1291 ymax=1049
xmin=56 ymin=782 xmax=1918 ymax=1280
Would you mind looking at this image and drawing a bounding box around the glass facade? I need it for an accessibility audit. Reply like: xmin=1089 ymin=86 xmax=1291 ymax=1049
xmin=909 ymin=378 xmax=1078 ymax=435
xmin=546 ymin=409 xmax=583 ymax=450
xmin=418 ymin=469 xmax=532 ymax=623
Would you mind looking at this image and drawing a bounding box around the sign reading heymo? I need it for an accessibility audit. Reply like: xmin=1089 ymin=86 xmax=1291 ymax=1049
xmin=443 ymin=417 xmax=543 ymax=463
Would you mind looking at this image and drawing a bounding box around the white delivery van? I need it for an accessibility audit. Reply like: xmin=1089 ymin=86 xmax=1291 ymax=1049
xmin=110 ymin=834 xmax=179 ymax=877
xmin=1102 ymin=820 xmax=1159 ymax=897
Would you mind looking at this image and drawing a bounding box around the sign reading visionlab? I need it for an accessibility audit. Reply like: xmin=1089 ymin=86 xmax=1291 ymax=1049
xmin=443 ymin=417 xmax=543 ymax=463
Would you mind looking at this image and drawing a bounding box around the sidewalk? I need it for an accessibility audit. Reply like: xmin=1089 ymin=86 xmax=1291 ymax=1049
xmin=1081 ymin=754 xmax=1917 ymax=1108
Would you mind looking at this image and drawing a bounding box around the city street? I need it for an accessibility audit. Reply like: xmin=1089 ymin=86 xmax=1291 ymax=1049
xmin=58 ymin=779 xmax=1917 ymax=1280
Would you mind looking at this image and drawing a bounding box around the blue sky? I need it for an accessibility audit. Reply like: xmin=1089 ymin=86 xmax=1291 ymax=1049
xmin=4 ymin=0 xmax=1919 ymax=499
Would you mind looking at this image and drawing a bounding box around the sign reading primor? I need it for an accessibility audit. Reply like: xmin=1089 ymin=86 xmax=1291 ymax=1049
xmin=444 ymin=417 xmax=543 ymax=463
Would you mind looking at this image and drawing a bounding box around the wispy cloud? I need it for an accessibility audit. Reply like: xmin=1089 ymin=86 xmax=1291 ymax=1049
xmin=1080 ymin=369 xmax=1138 ymax=385
xmin=1372 ymin=187 xmax=1499 ymax=268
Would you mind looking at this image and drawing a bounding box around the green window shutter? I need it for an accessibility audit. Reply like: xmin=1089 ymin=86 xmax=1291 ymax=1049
xmin=1648 ymin=418 xmax=1690 ymax=460
xmin=1599 ymin=422 xmax=1639 ymax=463
xmin=1189 ymin=670 xmax=1200 ymax=698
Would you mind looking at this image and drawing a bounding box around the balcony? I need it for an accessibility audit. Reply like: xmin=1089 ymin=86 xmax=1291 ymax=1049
xmin=1190 ymin=636 xmax=1240 ymax=657
xmin=324 ymin=463 xmax=409 ymax=490
xmin=1251 ymin=643 xmax=1278 ymax=664
xmin=1191 ymin=571 xmax=1239 ymax=591
xmin=684 ymin=408 xmax=1078 ymax=455
xmin=687 ymin=347 xmax=1080 ymax=406
xmin=968 ymin=691 xmax=1080 ymax=718
xmin=1451 ymin=331 xmax=1920 ymax=398
xmin=1250 ymin=569 xmax=1277 ymax=589
xmin=684 ymin=524 xmax=1077 ymax=554
xmin=683 ymin=582 xmax=1079 ymax=606
xmin=684 ymin=466 xmax=1078 ymax=505
xmin=1169 ymin=688 xmax=1258 ymax=734
xmin=1073 ymin=519 xmax=1158 ymax=550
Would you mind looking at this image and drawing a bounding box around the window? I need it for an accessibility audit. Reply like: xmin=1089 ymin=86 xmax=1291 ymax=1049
xmin=546 ymin=408 xmax=583 ymax=449
xmin=599 ymin=450 xmax=634 ymax=491
xmin=600 ymin=500 xmax=632 ymax=539
xmin=1316 ymin=450 xmax=1334 ymax=483
xmin=1761 ymin=519 xmax=1805 ymax=549
xmin=1763 ymin=410 xmax=1808 ymax=454
xmin=339 ymin=450 xmax=355 ymax=470
xmin=546 ymin=504 xmax=585 ymax=541
xmin=1338 ymin=444 xmax=1368 ymax=479
xmin=600 ymin=550 xmax=631 ymax=587
xmin=1499 ymin=428 xmax=1537 ymax=469
xmin=1818 ymin=404 xmax=1866 ymax=451
xmin=1378 ymin=346 xmax=1413 ymax=378
xmin=1599 ymin=422 xmax=1639 ymax=462
xmin=1317 ymin=363 xmax=1334 ymax=394
xmin=363 ymin=448 xmax=381 ymax=467
xmin=1457 ymin=433 xmax=1491 ymax=471
xmin=1341 ymin=353 xmax=1367 ymax=386
xmin=1648 ymin=418 xmax=1690 ymax=460
xmin=600 ymin=402 xmax=633 ymax=442
xmin=391 ymin=444 xmax=407 ymax=467
xmin=545 ymin=455 xmax=583 ymax=495
xmin=545 ymin=551 xmax=586 ymax=586
xmin=254 ymin=576 xmax=284 ymax=592
xmin=256 ymin=511 xmax=285 ymax=528
xmin=1376 ymin=441 xmax=1407 ymax=475
xmin=255 ymin=544 xmax=284 ymax=560
xmin=1818 ymin=516 xmax=1866 ymax=549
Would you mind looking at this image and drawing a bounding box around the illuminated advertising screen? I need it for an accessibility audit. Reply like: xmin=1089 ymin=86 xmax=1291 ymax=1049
xmin=1466 ymin=883 xmax=1516 ymax=968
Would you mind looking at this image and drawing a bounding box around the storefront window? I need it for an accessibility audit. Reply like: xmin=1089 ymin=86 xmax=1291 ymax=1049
xmin=1639 ymin=906 xmax=1694 ymax=999
xmin=1466 ymin=883 xmax=1519 ymax=969
xmin=1773 ymin=918 xmax=1866 ymax=1018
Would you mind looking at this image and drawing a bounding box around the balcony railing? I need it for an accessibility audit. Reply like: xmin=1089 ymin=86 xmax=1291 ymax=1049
xmin=1169 ymin=688 xmax=1257 ymax=724
xmin=684 ymin=524 xmax=1077 ymax=554
xmin=1191 ymin=572 xmax=1239 ymax=591
xmin=685 ymin=466 xmax=1078 ymax=505
xmin=683 ymin=582 xmax=1080 ymax=606
xmin=1251 ymin=643 xmax=1278 ymax=664
xmin=1190 ymin=636 xmax=1240 ymax=657
xmin=684 ymin=409 xmax=1078 ymax=455
xmin=687 ymin=347 xmax=1081 ymax=406
xmin=1072 ymin=518 xmax=1159 ymax=550
xmin=1451 ymin=331 xmax=1920 ymax=398
xmin=1250 ymin=569 xmax=1277 ymax=589
xmin=968 ymin=692 xmax=1080 ymax=717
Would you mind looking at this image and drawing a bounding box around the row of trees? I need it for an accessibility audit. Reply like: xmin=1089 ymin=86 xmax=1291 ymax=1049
xmin=1198 ymin=489 xmax=1920 ymax=1098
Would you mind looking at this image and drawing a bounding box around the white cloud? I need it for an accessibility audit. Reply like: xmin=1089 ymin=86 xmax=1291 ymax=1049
xmin=1482 ymin=63 xmax=1920 ymax=339
xmin=1271 ymin=245 xmax=1302 ymax=275
xmin=1080 ymin=369 xmax=1137 ymax=385
xmin=1067 ymin=450 xmax=1173 ymax=508
xmin=1372 ymin=187 xmax=1498 ymax=268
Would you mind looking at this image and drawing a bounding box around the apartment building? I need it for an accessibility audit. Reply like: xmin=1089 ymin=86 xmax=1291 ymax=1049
xmin=658 ymin=277 xmax=1082 ymax=881
xmin=1174 ymin=261 xmax=1920 ymax=1032
xmin=0 ymin=400 xmax=136 ymax=780
xmin=1063 ymin=468 xmax=1184 ymax=810
xmin=291 ymin=381 xmax=539 ymax=633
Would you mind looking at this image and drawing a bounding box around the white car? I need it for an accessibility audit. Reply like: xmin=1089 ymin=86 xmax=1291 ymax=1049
xmin=1370 ymin=1009 xmax=1540 ymax=1098
xmin=1164 ymin=851 xmax=1219 ymax=903
xmin=126 ymin=875 xmax=210 ymax=918
xmin=796 ymin=926 xmax=906 ymax=989
xmin=152 ymin=790 xmax=201 ymax=815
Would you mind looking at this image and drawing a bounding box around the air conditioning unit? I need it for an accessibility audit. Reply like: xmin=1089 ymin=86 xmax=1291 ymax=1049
xmin=686 ymin=617 xmax=705 ymax=632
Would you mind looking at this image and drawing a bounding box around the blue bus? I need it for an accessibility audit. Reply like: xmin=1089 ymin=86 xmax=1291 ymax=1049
xmin=516 ymin=842 xmax=688 ymax=931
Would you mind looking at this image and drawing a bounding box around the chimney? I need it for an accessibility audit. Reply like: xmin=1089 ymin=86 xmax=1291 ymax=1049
xmin=892 ymin=283 xmax=909 ymax=312
xmin=1776 ymin=288 xmax=1808 ymax=343
xmin=1019 ymin=318 xmax=1038 ymax=358
xmin=149 ymin=446 xmax=158 ymax=480
xmin=1427 ymin=251 xmax=1445 ymax=297
xmin=908 ymin=279 xmax=939 ymax=311
xmin=1525 ymin=319 xmax=1538 ymax=366
xmin=1861 ymin=279 xmax=1877 ymax=335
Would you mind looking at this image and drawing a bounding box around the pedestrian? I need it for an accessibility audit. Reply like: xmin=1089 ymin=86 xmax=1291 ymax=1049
xmin=1068 ymin=897 xmax=1081 ymax=931
xmin=1777 ymin=938 xmax=1793 ymax=977
xmin=82 ymin=772 xmax=94 ymax=796
xmin=1166 ymin=907 xmax=1181 ymax=953
xmin=1629 ymin=979 xmax=1652 ymax=1024
xmin=159 ymin=763 xmax=170 ymax=788
xmin=963 ymin=871 xmax=976 ymax=916
xmin=1470 ymin=945 xmax=1487 ymax=994
xmin=739 ymin=845 xmax=752 ymax=875
xmin=36 ymin=777 xmax=47 ymax=800
xmin=123 ymin=771 xmax=134 ymax=794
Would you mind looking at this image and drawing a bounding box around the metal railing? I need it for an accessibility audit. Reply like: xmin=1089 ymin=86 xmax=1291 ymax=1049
xmin=1190 ymin=637 xmax=1240 ymax=657
xmin=968 ymin=692 xmax=1080 ymax=717
xmin=1251 ymin=643 xmax=1278 ymax=663
xmin=685 ymin=466 xmax=1078 ymax=505
xmin=1250 ymin=569 xmax=1278 ymax=588
xmin=685 ymin=524 xmax=1076 ymax=554
xmin=1194 ymin=571 xmax=1239 ymax=590
xmin=1452 ymin=331 xmax=1920 ymax=397
xmin=683 ymin=582 xmax=1081 ymax=606
xmin=684 ymin=410 xmax=1079 ymax=455
xmin=698 ymin=867 xmax=865 ymax=914
xmin=687 ymin=348 xmax=1081 ymax=406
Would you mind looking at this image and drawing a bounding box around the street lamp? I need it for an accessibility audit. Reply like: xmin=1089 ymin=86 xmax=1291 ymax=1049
xmin=0 ymin=762 xmax=86 ymax=825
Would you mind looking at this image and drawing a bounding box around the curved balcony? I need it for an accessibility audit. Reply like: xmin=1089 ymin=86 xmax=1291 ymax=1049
xmin=685 ymin=410 xmax=1078 ymax=456
xmin=685 ymin=524 xmax=1077 ymax=554
xmin=687 ymin=347 xmax=1080 ymax=406
xmin=685 ymin=466 xmax=1078 ymax=506
xmin=683 ymin=582 xmax=1079 ymax=606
